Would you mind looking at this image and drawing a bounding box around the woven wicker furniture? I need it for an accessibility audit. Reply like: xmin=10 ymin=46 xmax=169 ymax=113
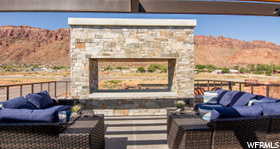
xmin=167 ymin=112 xmax=280 ymax=149
xmin=168 ymin=112 xmax=212 ymax=149
xmin=0 ymin=113 xmax=105 ymax=149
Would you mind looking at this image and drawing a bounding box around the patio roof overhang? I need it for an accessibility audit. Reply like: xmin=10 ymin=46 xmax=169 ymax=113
xmin=0 ymin=0 xmax=280 ymax=16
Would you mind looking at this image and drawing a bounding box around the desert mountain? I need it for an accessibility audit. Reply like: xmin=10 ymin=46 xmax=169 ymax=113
xmin=0 ymin=26 xmax=280 ymax=67
xmin=0 ymin=26 xmax=69 ymax=66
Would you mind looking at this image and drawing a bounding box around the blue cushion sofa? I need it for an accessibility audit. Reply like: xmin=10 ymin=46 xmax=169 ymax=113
xmin=168 ymin=89 xmax=280 ymax=149
xmin=188 ymin=89 xmax=280 ymax=149
xmin=194 ymin=89 xmax=279 ymax=119
xmin=0 ymin=91 xmax=72 ymax=123
xmin=0 ymin=91 xmax=105 ymax=149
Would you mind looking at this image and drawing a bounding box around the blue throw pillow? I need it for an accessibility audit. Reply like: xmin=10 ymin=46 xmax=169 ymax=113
xmin=195 ymin=103 xmax=224 ymax=115
xmin=215 ymin=88 xmax=224 ymax=94
xmin=202 ymin=110 xmax=220 ymax=121
xmin=203 ymin=91 xmax=218 ymax=103
xmin=3 ymin=96 xmax=37 ymax=109
xmin=218 ymin=91 xmax=240 ymax=106
xmin=230 ymin=92 xmax=256 ymax=106
xmin=258 ymin=102 xmax=280 ymax=116
xmin=232 ymin=105 xmax=263 ymax=117
xmin=26 ymin=91 xmax=54 ymax=109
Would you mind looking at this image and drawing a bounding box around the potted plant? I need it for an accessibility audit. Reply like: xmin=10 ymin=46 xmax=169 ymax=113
xmin=175 ymin=100 xmax=186 ymax=114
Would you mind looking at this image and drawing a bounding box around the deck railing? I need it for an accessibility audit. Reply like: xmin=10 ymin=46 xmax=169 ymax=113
xmin=1 ymin=79 xmax=280 ymax=101
xmin=194 ymin=79 xmax=280 ymax=98
xmin=0 ymin=81 xmax=70 ymax=101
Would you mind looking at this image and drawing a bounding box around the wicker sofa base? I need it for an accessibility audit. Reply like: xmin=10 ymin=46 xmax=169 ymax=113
xmin=0 ymin=114 xmax=105 ymax=149
xmin=168 ymin=112 xmax=280 ymax=149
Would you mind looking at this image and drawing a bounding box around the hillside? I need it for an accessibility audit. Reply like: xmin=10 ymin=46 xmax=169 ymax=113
xmin=0 ymin=26 xmax=69 ymax=66
xmin=1 ymin=25 xmax=280 ymax=67
xmin=195 ymin=35 xmax=280 ymax=66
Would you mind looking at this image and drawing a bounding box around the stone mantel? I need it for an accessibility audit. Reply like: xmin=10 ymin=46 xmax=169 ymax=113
xmin=68 ymin=18 xmax=196 ymax=27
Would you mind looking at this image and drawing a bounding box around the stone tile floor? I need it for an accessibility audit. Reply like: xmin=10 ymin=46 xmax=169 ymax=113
xmin=105 ymin=115 xmax=168 ymax=149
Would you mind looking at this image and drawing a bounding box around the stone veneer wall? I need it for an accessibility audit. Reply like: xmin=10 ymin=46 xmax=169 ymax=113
xmin=70 ymin=18 xmax=196 ymax=99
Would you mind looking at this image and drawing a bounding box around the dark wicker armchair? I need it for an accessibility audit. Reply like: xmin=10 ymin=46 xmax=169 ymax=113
xmin=0 ymin=100 xmax=105 ymax=149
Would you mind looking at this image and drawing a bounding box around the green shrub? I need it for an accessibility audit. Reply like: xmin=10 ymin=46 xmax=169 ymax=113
xmin=205 ymin=65 xmax=217 ymax=72
xmin=195 ymin=65 xmax=206 ymax=70
xmin=265 ymin=70 xmax=272 ymax=76
xmin=104 ymin=80 xmax=122 ymax=89
xmin=253 ymin=71 xmax=263 ymax=75
xmin=239 ymin=67 xmax=249 ymax=73
xmin=248 ymin=64 xmax=256 ymax=72
xmin=116 ymin=66 xmax=129 ymax=70
xmin=52 ymin=66 xmax=68 ymax=70
xmin=148 ymin=64 xmax=160 ymax=73
xmin=137 ymin=67 xmax=146 ymax=73
xmin=221 ymin=68 xmax=230 ymax=73
xmin=147 ymin=64 xmax=168 ymax=73
xmin=107 ymin=80 xmax=122 ymax=84
xmin=104 ymin=66 xmax=113 ymax=71
xmin=233 ymin=65 xmax=239 ymax=70
xmin=159 ymin=66 xmax=167 ymax=73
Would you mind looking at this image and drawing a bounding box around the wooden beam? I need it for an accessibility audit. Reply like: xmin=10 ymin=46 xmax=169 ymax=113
xmin=0 ymin=0 xmax=279 ymax=16
xmin=0 ymin=0 xmax=130 ymax=12
xmin=140 ymin=0 xmax=280 ymax=16
xmin=239 ymin=0 xmax=280 ymax=2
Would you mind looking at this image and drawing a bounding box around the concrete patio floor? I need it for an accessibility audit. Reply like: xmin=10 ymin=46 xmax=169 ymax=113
xmin=105 ymin=115 xmax=168 ymax=149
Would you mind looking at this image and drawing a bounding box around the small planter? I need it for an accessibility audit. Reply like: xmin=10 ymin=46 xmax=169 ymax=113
xmin=175 ymin=100 xmax=186 ymax=115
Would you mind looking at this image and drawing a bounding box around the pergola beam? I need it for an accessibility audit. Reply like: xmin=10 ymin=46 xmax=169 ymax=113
xmin=0 ymin=0 xmax=279 ymax=16
xmin=140 ymin=0 xmax=280 ymax=16
xmin=0 ymin=0 xmax=131 ymax=12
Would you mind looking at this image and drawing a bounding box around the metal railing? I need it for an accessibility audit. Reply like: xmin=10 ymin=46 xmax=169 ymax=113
xmin=0 ymin=81 xmax=70 ymax=101
xmin=1 ymin=79 xmax=280 ymax=101
xmin=194 ymin=79 xmax=280 ymax=98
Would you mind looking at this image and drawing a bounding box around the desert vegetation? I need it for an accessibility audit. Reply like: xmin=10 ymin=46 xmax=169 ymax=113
xmin=195 ymin=64 xmax=280 ymax=76
xmin=0 ymin=64 xmax=69 ymax=72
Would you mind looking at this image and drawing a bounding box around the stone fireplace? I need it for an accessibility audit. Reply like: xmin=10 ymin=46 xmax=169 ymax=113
xmin=69 ymin=18 xmax=196 ymax=100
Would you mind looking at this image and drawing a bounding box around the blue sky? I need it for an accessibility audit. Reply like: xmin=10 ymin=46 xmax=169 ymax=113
xmin=0 ymin=12 xmax=279 ymax=44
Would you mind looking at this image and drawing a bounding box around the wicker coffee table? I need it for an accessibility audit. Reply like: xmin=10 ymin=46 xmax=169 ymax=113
xmin=167 ymin=112 xmax=212 ymax=149
xmin=60 ymin=114 xmax=105 ymax=149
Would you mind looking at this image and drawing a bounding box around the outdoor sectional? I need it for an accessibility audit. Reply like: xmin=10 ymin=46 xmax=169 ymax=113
xmin=0 ymin=93 xmax=105 ymax=149
xmin=168 ymin=89 xmax=280 ymax=149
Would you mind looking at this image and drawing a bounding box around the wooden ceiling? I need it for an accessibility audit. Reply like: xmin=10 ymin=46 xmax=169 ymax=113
xmin=0 ymin=0 xmax=279 ymax=16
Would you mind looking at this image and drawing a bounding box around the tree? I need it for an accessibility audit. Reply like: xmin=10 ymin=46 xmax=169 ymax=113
xmin=137 ymin=67 xmax=146 ymax=73
xmin=195 ymin=65 xmax=206 ymax=70
xmin=221 ymin=68 xmax=230 ymax=73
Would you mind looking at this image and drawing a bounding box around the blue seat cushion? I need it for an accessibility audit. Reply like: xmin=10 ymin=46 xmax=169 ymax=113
xmin=229 ymin=92 xmax=256 ymax=106
xmin=232 ymin=105 xmax=263 ymax=117
xmin=216 ymin=88 xmax=225 ymax=94
xmin=218 ymin=91 xmax=240 ymax=106
xmin=202 ymin=106 xmax=240 ymax=121
xmin=195 ymin=103 xmax=224 ymax=115
xmin=3 ymin=96 xmax=37 ymax=109
xmin=26 ymin=91 xmax=55 ymax=109
xmin=248 ymin=97 xmax=277 ymax=106
xmin=0 ymin=105 xmax=71 ymax=122
xmin=257 ymin=102 xmax=280 ymax=116
xmin=258 ymin=97 xmax=277 ymax=102
xmin=214 ymin=106 xmax=241 ymax=118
